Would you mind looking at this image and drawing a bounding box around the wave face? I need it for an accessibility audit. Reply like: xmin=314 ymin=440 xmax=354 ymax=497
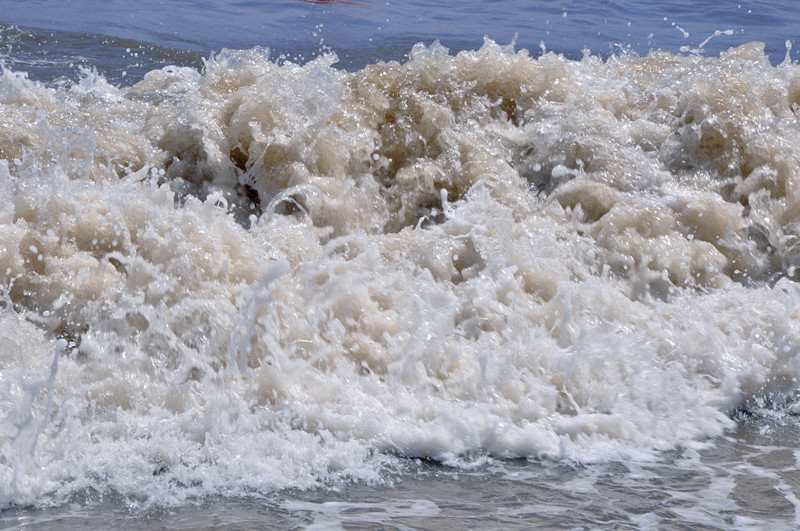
xmin=2 ymin=39 xmax=800 ymax=507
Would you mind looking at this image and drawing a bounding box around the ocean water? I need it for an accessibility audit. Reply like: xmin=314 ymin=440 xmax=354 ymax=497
xmin=1 ymin=1 xmax=800 ymax=528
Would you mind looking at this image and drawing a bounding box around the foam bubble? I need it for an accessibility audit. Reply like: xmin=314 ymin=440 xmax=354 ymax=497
xmin=1 ymin=39 xmax=800 ymax=507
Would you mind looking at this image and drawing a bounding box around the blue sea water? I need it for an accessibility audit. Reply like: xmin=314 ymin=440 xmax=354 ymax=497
xmin=2 ymin=1 xmax=800 ymax=529
xmin=1 ymin=0 xmax=798 ymax=82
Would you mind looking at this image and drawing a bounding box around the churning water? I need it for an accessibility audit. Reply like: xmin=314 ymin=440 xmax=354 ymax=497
xmin=1 ymin=1 xmax=800 ymax=528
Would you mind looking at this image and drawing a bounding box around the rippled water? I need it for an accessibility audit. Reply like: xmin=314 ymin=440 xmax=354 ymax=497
xmin=2 ymin=1 xmax=800 ymax=529
xmin=2 ymin=422 xmax=800 ymax=529
xmin=2 ymin=0 xmax=798 ymax=81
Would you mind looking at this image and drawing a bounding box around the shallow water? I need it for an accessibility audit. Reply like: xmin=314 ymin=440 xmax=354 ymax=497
xmin=1 ymin=1 xmax=800 ymax=528
xmin=2 ymin=421 xmax=799 ymax=529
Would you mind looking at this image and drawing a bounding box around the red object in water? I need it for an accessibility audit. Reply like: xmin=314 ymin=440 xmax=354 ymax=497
xmin=295 ymin=0 xmax=358 ymax=4
xmin=295 ymin=0 xmax=361 ymax=4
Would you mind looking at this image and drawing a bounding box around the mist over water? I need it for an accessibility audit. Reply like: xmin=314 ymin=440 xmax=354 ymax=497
xmin=2 ymin=1 xmax=800 ymax=528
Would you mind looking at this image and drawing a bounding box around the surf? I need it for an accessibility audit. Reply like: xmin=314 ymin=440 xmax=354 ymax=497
xmin=1 ymin=38 xmax=799 ymax=508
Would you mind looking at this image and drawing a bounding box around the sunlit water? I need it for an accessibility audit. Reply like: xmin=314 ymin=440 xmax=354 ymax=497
xmin=1 ymin=1 xmax=800 ymax=528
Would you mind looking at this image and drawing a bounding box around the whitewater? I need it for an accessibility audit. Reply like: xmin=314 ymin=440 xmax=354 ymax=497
xmin=1 ymin=2 xmax=800 ymax=527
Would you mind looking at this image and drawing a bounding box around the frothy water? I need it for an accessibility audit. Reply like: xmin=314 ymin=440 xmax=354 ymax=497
xmin=1 ymin=23 xmax=800 ymax=527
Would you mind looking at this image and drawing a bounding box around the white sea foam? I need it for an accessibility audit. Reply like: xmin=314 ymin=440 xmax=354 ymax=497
xmin=1 ymin=39 xmax=800 ymax=507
